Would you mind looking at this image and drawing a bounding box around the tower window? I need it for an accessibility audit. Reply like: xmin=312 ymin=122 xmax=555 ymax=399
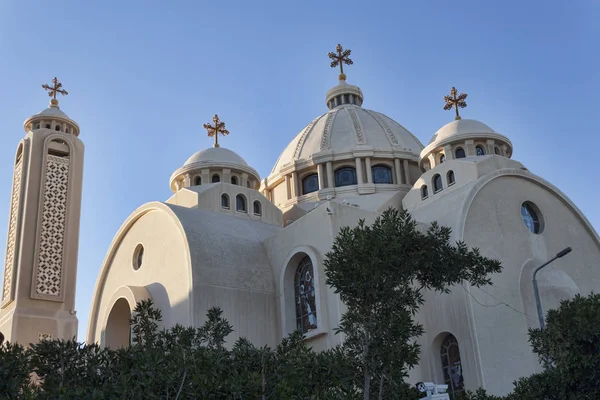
xmin=334 ymin=167 xmax=357 ymax=187
xmin=302 ymin=173 xmax=319 ymax=195
xmin=433 ymin=174 xmax=443 ymax=193
xmin=45 ymin=124 xmax=51 ymax=129
xmin=372 ymin=165 xmax=393 ymax=184
xmin=231 ymin=176 xmax=238 ymax=185
xmin=439 ymin=154 xmax=446 ymax=164
xmin=494 ymin=146 xmax=501 ymax=155
xmin=212 ymin=174 xmax=220 ymax=183
xmin=236 ymin=194 xmax=247 ymax=212
xmin=421 ymin=185 xmax=428 ymax=199
xmin=441 ymin=334 xmax=464 ymax=396
xmin=221 ymin=193 xmax=230 ymax=209
xmin=194 ymin=176 xmax=201 ymax=186
xmin=343 ymin=94 xmax=349 ymax=104
xmin=476 ymin=146 xmax=485 ymax=156
xmin=253 ymin=200 xmax=262 ymax=216
xmin=447 ymin=170 xmax=455 ymax=186
xmin=55 ymin=126 xmax=61 ymax=131
xmin=455 ymin=148 xmax=466 ymax=158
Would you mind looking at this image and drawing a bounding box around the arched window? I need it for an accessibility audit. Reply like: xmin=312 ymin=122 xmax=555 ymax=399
xmin=334 ymin=167 xmax=357 ymax=187
xmin=447 ymin=170 xmax=455 ymax=185
xmin=455 ymin=148 xmax=466 ymax=159
xmin=476 ymin=146 xmax=485 ymax=156
xmin=212 ymin=174 xmax=220 ymax=183
xmin=433 ymin=174 xmax=443 ymax=193
xmin=440 ymin=334 xmax=464 ymax=396
xmin=439 ymin=154 xmax=446 ymax=164
xmin=521 ymin=202 xmax=542 ymax=234
xmin=221 ymin=193 xmax=230 ymax=209
xmin=247 ymin=181 xmax=252 ymax=188
xmin=494 ymin=146 xmax=501 ymax=155
xmin=372 ymin=165 xmax=393 ymax=184
xmin=231 ymin=176 xmax=238 ymax=185
xmin=35 ymin=124 xmax=40 ymax=129
xmin=253 ymin=200 xmax=262 ymax=216
xmin=55 ymin=125 xmax=61 ymax=131
xmin=194 ymin=176 xmax=202 ymax=186
xmin=421 ymin=185 xmax=428 ymax=199
xmin=302 ymin=173 xmax=319 ymax=194
xmin=45 ymin=124 xmax=51 ymax=129
xmin=294 ymin=256 xmax=317 ymax=333
xmin=236 ymin=194 xmax=247 ymax=212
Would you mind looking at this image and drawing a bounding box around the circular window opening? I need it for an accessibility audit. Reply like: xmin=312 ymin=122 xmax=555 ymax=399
xmin=133 ymin=244 xmax=144 ymax=270
xmin=521 ymin=202 xmax=543 ymax=234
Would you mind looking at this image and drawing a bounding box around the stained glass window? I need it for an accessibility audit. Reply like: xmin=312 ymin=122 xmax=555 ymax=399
xmin=302 ymin=173 xmax=319 ymax=194
xmin=455 ymin=148 xmax=466 ymax=159
xmin=433 ymin=174 xmax=443 ymax=192
xmin=521 ymin=202 xmax=541 ymax=234
xmin=236 ymin=194 xmax=247 ymax=212
xmin=335 ymin=167 xmax=357 ymax=187
xmin=441 ymin=334 xmax=464 ymax=396
xmin=476 ymin=146 xmax=485 ymax=156
xmin=294 ymin=256 xmax=318 ymax=333
xmin=372 ymin=165 xmax=393 ymax=184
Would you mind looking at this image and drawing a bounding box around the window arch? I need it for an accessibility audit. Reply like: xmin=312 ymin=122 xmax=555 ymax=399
xmin=334 ymin=167 xmax=357 ymax=187
xmin=433 ymin=174 xmax=443 ymax=193
xmin=231 ymin=176 xmax=238 ymax=185
xmin=439 ymin=154 xmax=446 ymax=164
xmin=221 ymin=193 xmax=230 ymax=209
xmin=194 ymin=176 xmax=202 ymax=186
xmin=212 ymin=174 xmax=220 ymax=183
xmin=371 ymin=165 xmax=393 ymax=184
xmin=440 ymin=334 xmax=464 ymax=396
xmin=253 ymin=200 xmax=262 ymax=216
xmin=421 ymin=185 xmax=428 ymax=199
xmin=455 ymin=148 xmax=466 ymax=158
xmin=476 ymin=146 xmax=485 ymax=156
xmin=294 ymin=256 xmax=318 ymax=333
xmin=302 ymin=173 xmax=319 ymax=195
xmin=447 ymin=170 xmax=455 ymax=186
xmin=236 ymin=194 xmax=247 ymax=212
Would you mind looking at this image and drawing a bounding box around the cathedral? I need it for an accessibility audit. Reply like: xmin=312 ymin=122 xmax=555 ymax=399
xmin=1 ymin=46 xmax=599 ymax=397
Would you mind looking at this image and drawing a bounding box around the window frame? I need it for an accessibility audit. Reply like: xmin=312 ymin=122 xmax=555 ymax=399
xmin=455 ymin=147 xmax=466 ymax=159
xmin=302 ymin=173 xmax=319 ymax=195
xmin=334 ymin=167 xmax=358 ymax=187
xmin=371 ymin=164 xmax=393 ymax=184
xmin=433 ymin=174 xmax=443 ymax=193
xmin=236 ymin=194 xmax=247 ymax=213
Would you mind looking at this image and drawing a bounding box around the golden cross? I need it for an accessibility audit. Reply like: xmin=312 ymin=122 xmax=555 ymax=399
xmin=443 ymin=87 xmax=468 ymax=120
xmin=328 ymin=44 xmax=353 ymax=80
xmin=203 ymin=114 xmax=229 ymax=148
xmin=42 ymin=77 xmax=68 ymax=100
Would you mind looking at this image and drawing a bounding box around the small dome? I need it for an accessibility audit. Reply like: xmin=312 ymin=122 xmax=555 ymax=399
xmin=23 ymin=100 xmax=80 ymax=136
xmin=271 ymin=104 xmax=423 ymax=174
xmin=31 ymin=104 xmax=72 ymax=120
xmin=184 ymin=147 xmax=249 ymax=168
xmin=428 ymin=119 xmax=495 ymax=145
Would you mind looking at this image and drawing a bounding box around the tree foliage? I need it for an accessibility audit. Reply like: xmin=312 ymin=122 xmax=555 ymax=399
xmin=324 ymin=208 xmax=502 ymax=399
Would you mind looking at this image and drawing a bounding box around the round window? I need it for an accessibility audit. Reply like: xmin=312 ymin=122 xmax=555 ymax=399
xmin=133 ymin=244 xmax=144 ymax=270
xmin=521 ymin=202 xmax=543 ymax=234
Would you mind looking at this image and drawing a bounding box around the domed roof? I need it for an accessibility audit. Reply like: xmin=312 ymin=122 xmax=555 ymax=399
xmin=427 ymin=119 xmax=495 ymax=145
xmin=23 ymin=99 xmax=80 ymax=136
xmin=31 ymin=104 xmax=72 ymax=120
xmin=184 ymin=147 xmax=249 ymax=167
xmin=271 ymin=104 xmax=423 ymax=174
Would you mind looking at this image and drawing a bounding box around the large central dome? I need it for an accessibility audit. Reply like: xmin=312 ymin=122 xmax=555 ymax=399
xmin=271 ymin=82 xmax=423 ymax=175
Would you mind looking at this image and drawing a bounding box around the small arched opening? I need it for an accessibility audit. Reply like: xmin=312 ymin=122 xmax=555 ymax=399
xmin=105 ymin=298 xmax=132 ymax=349
xmin=421 ymin=185 xmax=428 ymax=199
xmin=372 ymin=165 xmax=393 ymax=184
xmin=221 ymin=193 xmax=230 ymax=209
xmin=455 ymin=148 xmax=466 ymax=159
xmin=476 ymin=146 xmax=485 ymax=156
xmin=447 ymin=170 xmax=455 ymax=186
xmin=231 ymin=176 xmax=238 ymax=185
xmin=302 ymin=173 xmax=319 ymax=195
xmin=334 ymin=167 xmax=357 ymax=187
xmin=194 ymin=176 xmax=202 ymax=186
xmin=433 ymin=174 xmax=443 ymax=193
xmin=236 ymin=194 xmax=247 ymax=212
xmin=253 ymin=200 xmax=262 ymax=216
xmin=212 ymin=174 xmax=220 ymax=183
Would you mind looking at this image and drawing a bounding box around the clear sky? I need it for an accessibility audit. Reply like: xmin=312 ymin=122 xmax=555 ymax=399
xmin=0 ymin=1 xmax=598 ymax=341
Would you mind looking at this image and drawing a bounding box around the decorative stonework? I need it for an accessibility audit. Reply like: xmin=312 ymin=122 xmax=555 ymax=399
xmin=35 ymin=155 xmax=70 ymax=297
xmin=346 ymin=108 xmax=366 ymax=144
xmin=293 ymin=118 xmax=318 ymax=160
xmin=39 ymin=333 xmax=52 ymax=341
xmin=2 ymin=158 xmax=23 ymax=304
xmin=319 ymin=110 xmax=338 ymax=150
xmin=365 ymin=110 xmax=399 ymax=145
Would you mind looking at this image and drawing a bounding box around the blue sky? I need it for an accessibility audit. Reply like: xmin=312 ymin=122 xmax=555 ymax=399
xmin=0 ymin=1 xmax=598 ymax=341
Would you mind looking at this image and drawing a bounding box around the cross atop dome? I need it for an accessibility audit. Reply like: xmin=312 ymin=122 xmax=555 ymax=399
xmin=328 ymin=44 xmax=353 ymax=81
xmin=42 ymin=77 xmax=68 ymax=107
xmin=203 ymin=114 xmax=230 ymax=148
xmin=443 ymin=87 xmax=468 ymax=120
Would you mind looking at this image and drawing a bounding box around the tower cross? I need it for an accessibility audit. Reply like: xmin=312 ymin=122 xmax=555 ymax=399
xmin=444 ymin=87 xmax=468 ymax=120
xmin=203 ymin=114 xmax=229 ymax=148
xmin=42 ymin=77 xmax=68 ymax=100
xmin=328 ymin=44 xmax=353 ymax=80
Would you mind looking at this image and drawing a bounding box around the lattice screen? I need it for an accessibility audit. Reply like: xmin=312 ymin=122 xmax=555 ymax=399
xmin=2 ymin=158 xmax=23 ymax=304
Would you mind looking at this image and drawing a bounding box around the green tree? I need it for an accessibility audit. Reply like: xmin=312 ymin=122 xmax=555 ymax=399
xmin=324 ymin=208 xmax=502 ymax=400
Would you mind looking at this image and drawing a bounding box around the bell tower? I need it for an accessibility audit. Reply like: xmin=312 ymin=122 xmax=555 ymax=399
xmin=0 ymin=78 xmax=84 ymax=344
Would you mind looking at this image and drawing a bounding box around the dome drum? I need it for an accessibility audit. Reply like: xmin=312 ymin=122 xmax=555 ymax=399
xmin=24 ymin=102 xmax=81 ymax=137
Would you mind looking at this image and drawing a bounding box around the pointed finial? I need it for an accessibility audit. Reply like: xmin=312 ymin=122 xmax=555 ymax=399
xmin=42 ymin=77 xmax=68 ymax=107
xmin=328 ymin=44 xmax=353 ymax=81
xmin=203 ymin=114 xmax=230 ymax=148
xmin=443 ymin=87 xmax=468 ymax=120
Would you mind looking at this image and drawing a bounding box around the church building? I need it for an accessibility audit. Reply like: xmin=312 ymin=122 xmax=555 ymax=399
xmin=2 ymin=46 xmax=599 ymax=397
